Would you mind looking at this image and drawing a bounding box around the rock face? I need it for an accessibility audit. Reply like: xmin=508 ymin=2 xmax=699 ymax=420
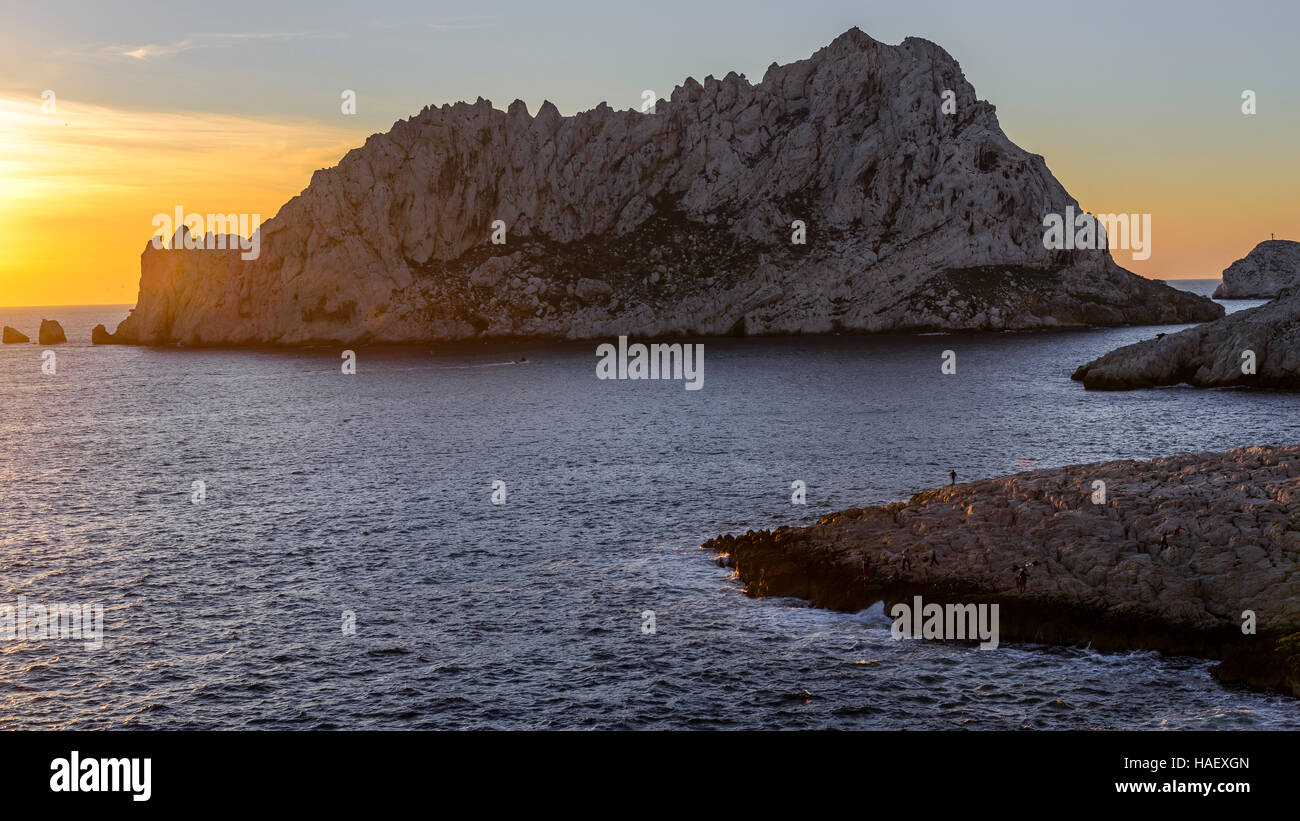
xmin=1071 ymin=291 xmax=1300 ymax=390
xmin=112 ymin=28 xmax=1219 ymax=346
xmin=91 ymin=324 xmax=116 ymax=344
xmin=37 ymin=320 xmax=66 ymax=345
xmin=2 ymin=326 xmax=29 ymax=344
xmin=1213 ymin=239 xmax=1300 ymax=298
xmin=702 ymin=446 xmax=1300 ymax=697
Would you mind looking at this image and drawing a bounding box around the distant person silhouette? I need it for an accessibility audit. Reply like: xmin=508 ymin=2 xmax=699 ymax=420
xmin=949 ymin=469 xmax=956 ymax=485
xmin=1013 ymin=561 xmax=1036 ymax=593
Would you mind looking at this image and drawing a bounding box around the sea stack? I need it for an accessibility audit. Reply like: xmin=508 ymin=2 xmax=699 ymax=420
xmin=91 ymin=324 xmax=117 ymax=344
xmin=1213 ymin=239 xmax=1300 ymax=298
xmin=2 ymin=326 xmax=29 ymax=344
xmin=37 ymin=319 xmax=66 ymax=345
xmin=702 ymin=446 xmax=1300 ymax=697
xmin=1071 ymin=291 xmax=1300 ymax=390
xmin=109 ymin=28 xmax=1220 ymax=347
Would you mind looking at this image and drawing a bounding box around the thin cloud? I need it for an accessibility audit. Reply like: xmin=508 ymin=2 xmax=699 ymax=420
xmin=74 ymin=31 xmax=344 ymax=62
xmin=425 ymin=17 xmax=502 ymax=32
xmin=121 ymin=40 xmax=197 ymax=60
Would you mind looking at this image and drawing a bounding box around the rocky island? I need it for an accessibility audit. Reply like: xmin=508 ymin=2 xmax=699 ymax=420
xmin=702 ymin=446 xmax=1300 ymax=697
xmin=108 ymin=28 xmax=1219 ymax=347
xmin=1071 ymin=291 xmax=1300 ymax=390
xmin=1213 ymin=239 xmax=1300 ymax=299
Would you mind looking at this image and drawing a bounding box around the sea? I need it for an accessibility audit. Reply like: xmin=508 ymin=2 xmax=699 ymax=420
xmin=0 ymin=279 xmax=1296 ymax=729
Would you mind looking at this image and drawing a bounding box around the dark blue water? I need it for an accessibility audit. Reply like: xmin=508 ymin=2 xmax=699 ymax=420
xmin=0 ymin=281 xmax=1296 ymax=728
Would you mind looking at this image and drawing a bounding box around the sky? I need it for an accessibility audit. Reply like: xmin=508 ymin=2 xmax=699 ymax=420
xmin=0 ymin=0 xmax=1297 ymax=306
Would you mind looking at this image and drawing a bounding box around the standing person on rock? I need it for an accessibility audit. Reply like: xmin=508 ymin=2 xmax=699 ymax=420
xmin=1013 ymin=561 xmax=1036 ymax=593
xmin=949 ymin=469 xmax=957 ymax=486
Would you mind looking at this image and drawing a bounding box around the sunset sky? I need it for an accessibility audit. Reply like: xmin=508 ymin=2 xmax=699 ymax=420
xmin=1 ymin=0 xmax=1297 ymax=306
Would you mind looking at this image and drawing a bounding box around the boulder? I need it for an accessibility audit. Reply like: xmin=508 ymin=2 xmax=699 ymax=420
xmin=2 ymin=326 xmax=29 ymax=344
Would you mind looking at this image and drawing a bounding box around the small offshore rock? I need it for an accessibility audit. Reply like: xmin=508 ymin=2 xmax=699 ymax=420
xmin=2 ymin=326 xmax=30 ymax=344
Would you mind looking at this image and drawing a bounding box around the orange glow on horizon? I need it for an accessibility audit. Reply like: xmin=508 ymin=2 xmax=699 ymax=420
xmin=0 ymin=94 xmax=364 ymax=307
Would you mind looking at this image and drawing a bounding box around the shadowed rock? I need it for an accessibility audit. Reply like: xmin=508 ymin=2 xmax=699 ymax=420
xmin=1071 ymin=291 xmax=1300 ymax=390
xmin=37 ymin=319 xmax=66 ymax=345
xmin=1214 ymin=239 xmax=1300 ymax=298
xmin=91 ymin=324 xmax=117 ymax=344
xmin=701 ymin=446 xmax=1300 ymax=697
xmin=2 ymin=326 xmax=29 ymax=344
xmin=110 ymin=28 xmax=1219 ymax=346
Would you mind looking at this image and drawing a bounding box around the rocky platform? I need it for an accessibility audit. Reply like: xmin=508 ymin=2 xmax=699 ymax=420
xmin=701 ymin=446 xmax=1300 ymax=697
xmin=1214 ymin=239 xmax=1300 ymax=299
xmin=109 ymin=27 xmax=1218 ymax=347
xmin=1072 ymin=291 xmax=1300 ymax=390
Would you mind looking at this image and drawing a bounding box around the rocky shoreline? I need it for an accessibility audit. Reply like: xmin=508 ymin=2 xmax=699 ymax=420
xmin=701 ymin=446 xmax=1300 ymax=697
xmin=1072 ymin=291 xmax=1300 ymax=390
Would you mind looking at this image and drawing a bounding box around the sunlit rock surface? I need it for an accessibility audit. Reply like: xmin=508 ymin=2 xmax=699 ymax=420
xmin=113 ymin=28 xmax=1220 ymax=346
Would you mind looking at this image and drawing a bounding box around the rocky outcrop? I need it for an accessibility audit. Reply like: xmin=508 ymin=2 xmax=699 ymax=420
xmin=112 ymin=28 xmax=1219 ymax=347
xmin=2 ymin=326 xmax=29 ymax=344
xmin=1214 ymin=239 xmax=1300 ymax=298
xmin=1071 ymin=291 xmax=1300 ymax=390
xmin=702 ymin=446 xmax=1300 ymax=697
xmin=37 ymin=320 xmax=66 ymax=345
xmin=91 ymin=324 xmax=116 ymax=344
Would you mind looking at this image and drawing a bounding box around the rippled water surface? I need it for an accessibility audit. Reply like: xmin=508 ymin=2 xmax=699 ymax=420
xmin=0 ymin=282 xmax=1296 ymax=729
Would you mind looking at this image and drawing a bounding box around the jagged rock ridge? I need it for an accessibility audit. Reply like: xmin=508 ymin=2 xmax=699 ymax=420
xmin=112 ymin=28 xmax=1220 ymax=346
xmin=1214 ymin=239 xmax=1300 ymax=299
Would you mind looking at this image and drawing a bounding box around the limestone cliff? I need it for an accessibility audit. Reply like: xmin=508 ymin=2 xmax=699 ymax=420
xmin=1214 ymin=239 xmax=1300 ymax=299
xmin=111 ymin=28 xmax=1220 ymax=346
